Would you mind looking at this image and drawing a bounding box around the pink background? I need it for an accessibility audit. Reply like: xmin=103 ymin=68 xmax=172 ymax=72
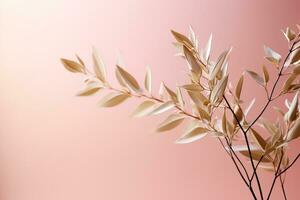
xmin=0 ymin=0 xmax=299 ymax=199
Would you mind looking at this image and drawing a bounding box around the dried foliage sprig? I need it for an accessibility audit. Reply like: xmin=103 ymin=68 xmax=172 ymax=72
xmin=61 ymin=25 xmax=300 ymax=200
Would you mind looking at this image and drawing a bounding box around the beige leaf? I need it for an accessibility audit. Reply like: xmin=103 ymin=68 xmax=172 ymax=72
xmin=235 ymin=75 xmax=244 ymax=99
xmin=246 ymin=70 xmax=264 ymax=86
xmin=293 ymin=65 xmax=300 ymax=74
xmin=183 ymin=46 xmax=202 ymax=75
xmin=240 ymin=149 xmax=271 ymax=163
xmin=75 ymin=54 xmax=85 ymax=67
xmin=92 ymin=47 xmax=107 ymax=83
xmin=282 ymin=74 xmax=296 ymax=92
xmin=116 ymin=65 xmax=141 ymax=93
xmin=156 ymin=113 xmax=185 ymax=132
xmin=176 ymin=127 xmax=209 ymax=144
xmin=264 ymin=46 xmax=281 ymax=65
xmin=202 ymin=34 xmax=212 ymax=61
xmin=251 ymin=129 xmax=267 ymax=151
xmin=290 ymin=48 xmax=300 ymax=65
xmin=222 ymin=110 xmax=227 ymax=134
xmin=181 ymin=84 xmax=204 ymax=92
xmin=282 ymin=27 xmax=296 ymax=42
xmin=164 ymin=84 xmax=178 ymax=103
xmin=98 ymin=93 xmax=130 ymax=107
xmin=262 ymin=65 xmax=269 ymax=84
xmin=210 ymin=49 xmax=231 ymax=80
xmin=149 ymin=101 xmax=175 ymax=115
xmin=131 ymin=101 xmax=156 ymax=117
xmin=176 ymin=87 xmax=185 ymax=109
xmin=61 ymin=58 xmax=85 ymax=73
xmin=171 ymin=30 xmax=193 ymax=49
xmin=244 ymin=99 xmax=256 ymax=116
xmin=210 ymin=75 xmax=228 ymax=104
xmin=286 ymin=118 xmax=300 ymax=141
xmin=285 ymin=92 xmax=298 ymax=122
xmin=158 ymin=82 xmax=165 ymax=99
xmin=77 ymin=82 xmax=103 ymax=96
xmin=115 ymin=68 xmax=127 ymax=87
xmin=144 ymin=67 xmax=152 ymax=93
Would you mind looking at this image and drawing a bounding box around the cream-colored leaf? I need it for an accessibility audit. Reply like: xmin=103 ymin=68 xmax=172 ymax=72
xmin=176 ymin=127 xmax=209 ymax=144
xmin=176 ymin=87 xmax=185 ymax=109
xmin=158 ymin=82 xmax=165 ymax=99
xmin=144 ymin=67 xmax=152 ymax=93
xmin=264 ymin=46 xmax=281 ymax=65
xmin=183 ymin=46 xmax=202 ymax=74
xmin=203 ymin=34 xmax=212 ymax=61
xmin=285 ymin=92 xmax=298 ymax=122
xmin=131 ymin=101 xmax=156 ymax=117
xmin=77 ymin=82 xmax=102 ymax=96
xmin=171 ymin=30 xmax=193 ymax=49
xmin=164 ymin=84 xmax=178 ymax=103
xmin=156 ymin=113 xmax=185 ymax=132
xmin=246 ymin=70 xmax=264 ymax=86
xmin=61 ymin=58 xmax=85 ymax=73
xmin=210 ymin=75 xmax=228 ymax=104
xmin=286 ymin=118 xmax=300 ymax=141
xmin=181 ymin=84 xmax=204 ymax=92
xmin=92 ymin=47 xmax=107 ymax=82
xmin=116 ymin=65 xmax=141 ymax=93
xmin=210 ymin=49 xmax=231 ymax=80
xmin=244 ymin=98 xmax=256 ymax=116
xmin=282 ymin=74 xmax=296 ymax=92
xmin=115 ymin=68 xmax=127 ymax=87
xmin=251 ymin=129 xmax=267 ymax=151
xmin=149 ymin=101 xmax=175 ymax=115
xmin=98 ymin=93 xmax=130 ymax=107
xmin=290 ymin=48 xmax=300 ymax=65
xmin=262 ymin=65 xmax=269 ymax=84
xmin=240 ymin=149 xmax=271 ymax=162
xmin=235 ymin=75 xmax=244 ymax=99
xmin=282 ymin=27 xmax=296 ymax=42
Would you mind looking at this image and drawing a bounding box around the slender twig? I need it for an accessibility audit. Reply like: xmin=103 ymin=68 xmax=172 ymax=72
xmin=280 ymin=175 xmax=287 ymax=200
xmin=277 ymin=153 xmax=300 ymax=177
xmin=223 ymin=95 xmax=263 ymax=199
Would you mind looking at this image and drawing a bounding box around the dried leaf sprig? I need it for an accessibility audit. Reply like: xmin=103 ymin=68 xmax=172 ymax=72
xmin=61 ymin=25 xmax=300 ymax=200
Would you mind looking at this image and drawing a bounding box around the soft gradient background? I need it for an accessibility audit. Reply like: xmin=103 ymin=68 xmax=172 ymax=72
xmin=0 ymin=0 xmax=299 ymax=199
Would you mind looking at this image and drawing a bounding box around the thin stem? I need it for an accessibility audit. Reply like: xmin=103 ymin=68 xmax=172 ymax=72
xmin=277 ymin=153 xmax=300 ymax=177
xmin=280 ymin=175 xmax=287 ymax=200
xmin=223 ymin=95 xmax=263 ymax=200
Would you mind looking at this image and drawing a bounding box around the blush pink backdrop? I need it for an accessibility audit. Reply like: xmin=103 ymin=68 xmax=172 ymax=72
xmin=0 ymin=0 xmax=299 ymax=199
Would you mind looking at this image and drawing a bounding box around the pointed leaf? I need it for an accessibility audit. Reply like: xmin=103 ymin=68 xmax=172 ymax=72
xmin=235 ymin=75 xmax=244 ymax=99
xmin=264 ymin=46 xmax=281 ymax=65
xmin=144 ymin=67 xmax=152 ymax=93
xmin=77 ymin=82 xmax=102 ymax=96
xmin=262 ymin=65 xmax=269 ymax=84
xmin=210 ymin=75 xmax=228 ymax=104
xmin=156 ymin=113 xmax=185 ymax=132
xmin=61 ymin=58 xmax=85 ymax=73
xmin=116 ymin=65 xmax=141 ymax=93
xmin=98 ymin=93 xmax=130 ymax=107
xmin=131 ymin=101 xmax=156 ymax=117
xmin=92 ymin=47 xmax=107 ymax=82
xmin=246 ymin=70 xmax=264 ymax=86
xmin=286 ymin=118 xmax=300 ymax=141
xmin=149 ymin=101 xmax=175 ymax=115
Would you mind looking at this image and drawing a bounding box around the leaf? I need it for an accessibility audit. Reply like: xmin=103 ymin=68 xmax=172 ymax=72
xmin=286 ymin=118 xmax=300 ymax=141
xmin=75 ymin=54 xmax=85 ymax=67
xmin=171 ymin=30 xmax=193 ymax=49
xmin=149 ymin=101 xmax=175 ymax=115
xmin=282 ymin=74 xmax=297 ymax=92
xmin=203 ymin=34 xmax=212 ymax=61
xmin=156 ymin=113 xmax=185 ymax=132
xmin=176 ymin=127 xmax=209 ymax=144
xmin=98 ymin=93 xmax=130 ymax=107
xmin=285 ymin=92 xmax=298 ymax=122
xmin=239 ymin=149 xmax=271 ymax=163
xmin=222 ymin=110 xmax=227 ymax=134
xmin=251 ymin=129 xmax=267 ymax=151
xmin=210 ymin=75 xmax=228 ymax=104
xmin=176 ymin=87 xmax=185 ymax=109
xmin=183 ymin=46 xmax=202 ymax=74
xmin=290 ymin=48 xmax=300 ymax=65
xmin=115 ymin=68 xmax=127 ymax=87
xmin=131 ymin=101 xmax=156 ymax=117
xmin=244 ymin=98 xmax=256 ymax=116
xmin=235 ymin=75 xmax=244 ymax=99
xmin=116 ymin=65 xmax=141 ymax=93
xmin=144 ymin=67 xmax=152 ymax=93
xmin=164 ymin=84 xmax=178 ymax=103
xmin=92 ymin=47 xmax=107 ymax=83
xmin=181 ymin=84 xmax=204 ymax=92
xmin=262 ymin=65 xmax=269 ymax=84
xmin=210 ymin=49 xmax=231 ymax=80
xmin=246 ymin=70 xmax=264 ymax=86
xmin=158 ymin=82 xmax=165 ymax=99
xmin=61 ymin=58 xmax=85 ymax=73
xmin=282 ymin=27 xmax=296 ymax=42
xmin=77 ymin=82 xmax=103 ymax=96
xmin=264 ymin=46 xmax=281 ymax=65
xmin=293 ymin=65 xmax=300 ymax=74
